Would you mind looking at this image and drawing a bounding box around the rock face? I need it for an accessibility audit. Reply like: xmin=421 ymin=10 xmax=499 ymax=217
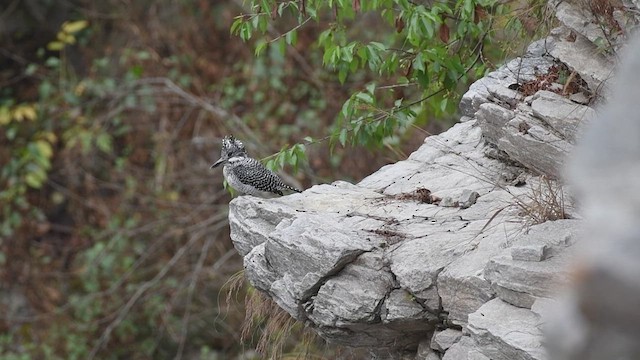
xmin=228 ymin=2 xmax=640 ymax=359
xmin=551 ymin=25 xmax=640 ymax=360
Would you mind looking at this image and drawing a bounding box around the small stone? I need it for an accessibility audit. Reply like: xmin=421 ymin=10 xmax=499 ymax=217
xmin=511 ymin=244 xmax=547 ymax=262
xmin=459 ymin=190 xmax=480 ymax=209
xmin=440 ymin=196 xmax=458 ymax=207
xmin=569 ymin=92 xmax=590 ymax=105
xmin=442 ymin=336 xmax=479 ymax=360
xmin=487 ymin=84 xmax=522 ymax=108
xmin=431 ymin=328 xmax=463 ymax=352
xmin=560 ymin=233 xmax=575 ymax=246
xmin=548 ymin=83 xmax=564 ymax=93
xmin=384 ymin=289 xmax=427 ymax=322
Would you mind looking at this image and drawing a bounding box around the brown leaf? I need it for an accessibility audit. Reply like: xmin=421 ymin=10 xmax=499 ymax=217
xmin=301 ymin=0 xmax=306 ymax=17
xmin=271 ymin=3 xmax=277 ymax=19
xmin=353 ymin=0 xmax=360 ymax=13
xmin=438 ymin=23 xmax=450 ymax=43
xmin=395 ymin=16 xmax=405 ymax=33
xmin=474 ymin=5 xmax=487 ymax=24
xmin=404 ymin=59 xmax=413 ymax=77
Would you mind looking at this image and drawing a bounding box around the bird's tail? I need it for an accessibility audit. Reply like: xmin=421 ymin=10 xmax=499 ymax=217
xmin=282 ymin=184 xmax=302 ymax=193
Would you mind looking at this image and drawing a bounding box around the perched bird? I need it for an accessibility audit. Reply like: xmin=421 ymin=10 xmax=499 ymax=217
xmin=210 ymin=135 xmax=302 ymax=197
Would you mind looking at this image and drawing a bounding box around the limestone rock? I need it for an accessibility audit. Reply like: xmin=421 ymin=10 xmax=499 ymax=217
xmin=226 ymin=1 xmax=639 ymax=357
xmin=476 ymin=103 xmax=515 ymax=144
xmin=530 ymin=90 xmax=595 ymax=142
xmin=383 ymin=289 xmax=433 ymax=323
xmin=467 ymin=299 xmax=546 ymax=360
xmin=441 ymin=336 xmax=489 ymax=360
xmin=554 ymin=1 xmax=609 ymax=44
xmin=229 ymin=118 xmax=535 ymax=351
xmin=459 ymin=190 xmax=480 ymax=209
xmin=431 ymin=329 xmax=463 ymax=352
xmin=484 ymin=220 xmax=578 ymax=308
xmin=497 ymin=112 xmax=573 ymax=178
xmin=511 ymin=245 xmax=547 ymax=262
xmin=549 ymin=26 xmax=614 ymax=94
xmin=460 ymin=40 xmax=555 ymax=117
xmin=551 ymin=32 xmax=640 ymax=360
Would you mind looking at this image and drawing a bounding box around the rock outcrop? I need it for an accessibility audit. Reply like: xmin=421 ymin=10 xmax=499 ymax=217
xmin=228 ymin=1 xmax=640 ymax=359
xmin=549 ymin=23 xmax=640 ymax=360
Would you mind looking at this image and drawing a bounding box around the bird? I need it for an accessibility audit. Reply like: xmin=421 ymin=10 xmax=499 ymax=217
xmin=210 ymin=135 xmax=302 ymax=197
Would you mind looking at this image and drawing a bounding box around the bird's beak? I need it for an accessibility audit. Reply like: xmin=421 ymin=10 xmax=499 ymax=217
xmin=210 ymin=158 xmax=225 ymax=169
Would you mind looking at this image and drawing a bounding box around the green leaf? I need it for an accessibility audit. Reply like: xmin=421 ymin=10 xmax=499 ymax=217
xmin=413 ymin=52 xmax=425 ymax=72
xmin=96 ymin=133 xmax=112 ymax=153
xmin=255 ymin=39 xmax=268 ymax=57
xmin=355 ymin=91 xmax=374 ymax=104
xmin=338 ymin=67 xmax=348 ymax=84
xmin=34 ymin=140 xmax=53 ymax=159
xmin=340 ymin=98 xmax=353 ymax=119
xmin=415 ymin=70 xmax=430 ymax=88
xmin=285 ymin=30 xmax=298 ymax=45
xmin=339 ymin=128 xmax=348 ymax=146
xmin=25 ymin=169 xmax=46 ymax=189
xmin=277 ymin=38 xmax=287 ymax=56
xmin=266 ymin=159 xmax=276 ymax=171
xmin=230 ymin=18 xmax=244 ymax=35
xmin=25 ymin=64 xmax=38 ymax=76
xmin=240 ymin=23 xmax=252 ymax=41
xmin=258 ymin=14 xmax=268 ymax=33
xmin=440 ymin=98 xmax=448 ymax=112
xmin=365 ymin=83 xmax=376 ymax=95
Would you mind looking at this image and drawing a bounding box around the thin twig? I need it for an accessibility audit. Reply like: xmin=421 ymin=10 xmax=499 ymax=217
xmin=87 ymin=229 xmax=207 ymax=360
xmin=174 ymin=234 xmax=215 ymax=360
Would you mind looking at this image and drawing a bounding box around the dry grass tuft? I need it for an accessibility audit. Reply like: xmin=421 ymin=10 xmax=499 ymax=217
xmin=225 ymin=272 xmax=332 ymax=359
xmin=514 ymin=175 xmax=569 ymax=226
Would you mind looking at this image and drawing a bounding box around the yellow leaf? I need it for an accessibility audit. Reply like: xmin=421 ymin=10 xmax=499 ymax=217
xmin=11 ymin=108 xmax=24 ymax=122
xmin=25 ymin=173 xmax=43 ymax=189
xmin=0 ymin=107 xmax=10 ymax=125
xmin=11 ymin=105 xmax=37 ymax=122
xmin=57 ymin=32 xmax=76 ymax=44
xmin=35 ymin=140 xmax=53 ymax=159
xmin=166 ymin=191 xmax=179 ymax=202
xmin=62 ymin=20 xmax=88 ymax=34
xmin=63 ymin=33 xmax=76 ymax=44
xmin=74 ymin=83 xmax=86 ymax=96
xmin=47 ymin=41 xmax=65 ymax=51
xmin=41 ymin=131 xmax=58 ymax=143
xmin=21 ymin=105 xmax=37 ymax=121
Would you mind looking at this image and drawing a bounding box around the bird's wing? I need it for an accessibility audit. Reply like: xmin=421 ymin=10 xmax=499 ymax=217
xmin=230 ymin=158 xmax=287 ymax=194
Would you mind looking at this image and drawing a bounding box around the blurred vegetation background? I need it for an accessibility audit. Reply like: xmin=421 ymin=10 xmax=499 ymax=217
xmin=0 ymin=0 xmax=546 ymax=358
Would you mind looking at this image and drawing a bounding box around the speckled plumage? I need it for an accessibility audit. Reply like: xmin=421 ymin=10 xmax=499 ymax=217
xmin=211 ymin=135 xmax=301 ymax=197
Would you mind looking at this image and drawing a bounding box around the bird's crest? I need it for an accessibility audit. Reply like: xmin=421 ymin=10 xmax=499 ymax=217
xmin=221 ymin=135 xmax=245 ymax=157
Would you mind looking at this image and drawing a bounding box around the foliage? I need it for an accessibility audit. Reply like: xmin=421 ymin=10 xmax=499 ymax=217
xmin=1 ymin=3 xmax=242 ymax=359
xmin=231 ymin=0 xmax=516 ymax=165
xmin=0 ymin=0 xmax=552 ymax=359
